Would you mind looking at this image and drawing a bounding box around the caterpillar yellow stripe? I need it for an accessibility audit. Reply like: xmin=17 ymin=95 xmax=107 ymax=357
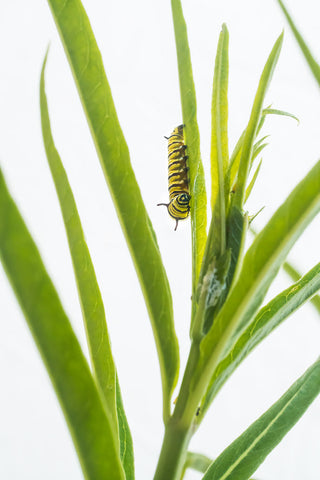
xmin=158 ymin=125 xmax=191 ymax=230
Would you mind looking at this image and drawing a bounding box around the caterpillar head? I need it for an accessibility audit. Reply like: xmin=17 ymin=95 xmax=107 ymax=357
xmin=176 ymin=193 xmax=191 ymax=206
xmin=157 ymin=194 xmax=191 ymax=231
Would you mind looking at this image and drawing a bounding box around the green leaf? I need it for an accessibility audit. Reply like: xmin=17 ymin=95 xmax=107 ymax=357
xmin=171 ymin=0 xmax=207 ymax=299
xmin=200 ymin=262 xmax=320 ymax=416
xmin=116 ymin=375 xmax=135 ymax=480
xmin=225 ymin=206 xmax=248 ymax=291
xmin=40 ymin=52 xmax=134 ymax=476
xmin=0 ymin=170 xmax=125 ymax=480
xmin=191 ymin=25 xmax=229 ymax=336
xmin=233 ymin=33 xmax=283 ymax=209
xmin=251 ymin=226 xmax=320 ymax=316
xmin=211 ymin=23 xmax=229 ymax=218
xmin=251 ymin=143 xmax=267 ymax=166
xmin=228 ymin=129 xmax=245 ymax=189
xmin=245 ymin=159 xmax=262 ymax=203
xmin=253 ymin=135 xmax=269 ymax=156
xmin=202 ymin=357 xmax=320 ymax=480
xmin=194 ymin=159 xmax=320 ymax=399
xmin=40 ymin=46 xmax=118 ymax=437
xmin=262 ymin=107 xmax=299 ymax=124
xmin=283 ymin=260 xmax=320 ymax=315
xmin=277 ymin=0 xmax=320 ymax=87
xmin=47 ymin=0 xmax=179 ymax=422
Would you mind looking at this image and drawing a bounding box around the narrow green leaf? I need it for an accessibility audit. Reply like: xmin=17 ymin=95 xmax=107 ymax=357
xmin=116 ymin=375 xmax=135 ymax=480
xmin=251 ymin=227 xmax=320 ymax=316
xmin=251 ymin=143 xmax=267 ymax=166
xmin=46 ymin=0 xmax=179 ymax=422
xmin=171 ymin=0 xmax=207 ymax=298
xmin=262 ymin=107 xmax=299 ymax=124
xmin=191 ymin=25 xmax=229 ymax=335
xmin=228 ymin=129 xmax=245 ymax=189
xmin=233 ymin=33 xmax=283 ymax=209
xmin=200 ymin=262 xmax=320 ymax=416
xmin=283 ymin=261 xmax=320 ymax=314
xmin=40 ymin=52 xmax=134 ymax=476
xmin=0 ymin=170 xmax=124 ymax=480
xmin=253 ymin=135 xmax=269 ymax=154
xmin=40 ymin=47 xmax=119 ymax=438
xmin=225 ymin=207 xmax=248 ymax=291
xmin=245 ymin=159 xmax=262 ymax=203
xmin=211 ymin=24 xmax=229 ymax=219
xmin=277 ymin=0 xmax=320 ymax=87
xmin=202 ymin=357 xmax=320 ymax=480
xmin=193 ymin=159 xmax=320 ymax=400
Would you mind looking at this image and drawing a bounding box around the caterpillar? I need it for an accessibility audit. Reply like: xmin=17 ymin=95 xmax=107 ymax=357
xmin=157 ymin=124 xmax=191 ymax=230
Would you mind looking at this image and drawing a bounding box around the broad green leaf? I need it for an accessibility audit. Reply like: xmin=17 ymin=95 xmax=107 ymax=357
xmin=277 ymin=0 xmax=320 ymax=87
xmin=193 ymin=159 xmax=320 ymax=399
xmin=116 ymin=375 xmax=135 ymax=480
xmin=211 ymin=23 xmax=229 ymax=219
xmin=245 ymin=159 xmax=262 ymax=203
xmin=47 ymin=0 xmax=179 ymax=422
xmin=283 ymin=260 xmax=320 ymax=315
xmin=171 ymin=0 xmax=207 ymax=300
xmin=199 ymin=262 xmax=320 ymax=417
xmin=202 ymin=357 xmax=320 ymax=480
xmin=0 ymin=170 xmax=125 ymax=480
xmin=40 ymin=53 xmax=134 ymax=476
xmin=233 ymin=33 xmax=283 ymax=209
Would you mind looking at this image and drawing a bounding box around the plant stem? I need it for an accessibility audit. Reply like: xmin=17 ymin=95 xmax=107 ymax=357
xmin=153 ymin=420 xmax=192 ymax=480
xmin=153 ymin=342 xmax=201 ymax=479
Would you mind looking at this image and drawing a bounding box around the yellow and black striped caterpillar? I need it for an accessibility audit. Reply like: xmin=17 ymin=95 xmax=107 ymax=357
xmin=157 ymin=124 xmax=191 ymax=230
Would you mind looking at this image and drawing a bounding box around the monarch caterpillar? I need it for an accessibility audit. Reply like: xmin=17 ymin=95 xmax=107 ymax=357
xmin=157 ymin=124 xmax=191 ymax=230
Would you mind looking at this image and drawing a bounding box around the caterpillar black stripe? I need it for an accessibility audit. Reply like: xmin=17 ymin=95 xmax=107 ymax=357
xmin=157 ymin=125 xmax=191 ymax=230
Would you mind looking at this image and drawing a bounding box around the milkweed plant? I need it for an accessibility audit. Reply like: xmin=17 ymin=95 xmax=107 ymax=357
xmin=1 ymin=1 xmax=320 ymax=479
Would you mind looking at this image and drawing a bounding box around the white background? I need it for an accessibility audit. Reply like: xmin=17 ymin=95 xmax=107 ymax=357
xmin=0 ymin=0 xmax=320 ymax=479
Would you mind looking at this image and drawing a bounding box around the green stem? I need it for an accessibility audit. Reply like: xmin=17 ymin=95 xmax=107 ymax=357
xmin=153 ymin=420 xmax=192 ymax=480
xmin=153 ymin=342 xmax=201 ymax=479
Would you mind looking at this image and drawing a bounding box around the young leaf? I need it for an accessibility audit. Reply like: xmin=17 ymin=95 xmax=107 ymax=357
xmin=233 ymin=33 xmax=283 ymax=209
xmin=193 ymin=158 xmax=320 ymax=402
xmin=199 ymin=262 xmax=320 ymax=417
xmin=171 ymin=0 xmax=207 ymax=298
xmin=228 ymin=129 xmax=245 ymax=189
xmin=191 ymin=25 xmax=229 ymax=335
xmin=211 ymin=23 xmax=229 ymax=219
xmin=201 ymin=357 xmax=320 ymax=480
xmin=46 ymin=0 xmax=179 ymax=422
xmin=0 ymin=170 xmax=125 ymax=480
xmin=277 ymin=0 xmax=320 ymax=87
xmin=245 ymin=159 xmax=262 ymax=203
xmin=262 ymin=107 xmax=299 ymax=124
